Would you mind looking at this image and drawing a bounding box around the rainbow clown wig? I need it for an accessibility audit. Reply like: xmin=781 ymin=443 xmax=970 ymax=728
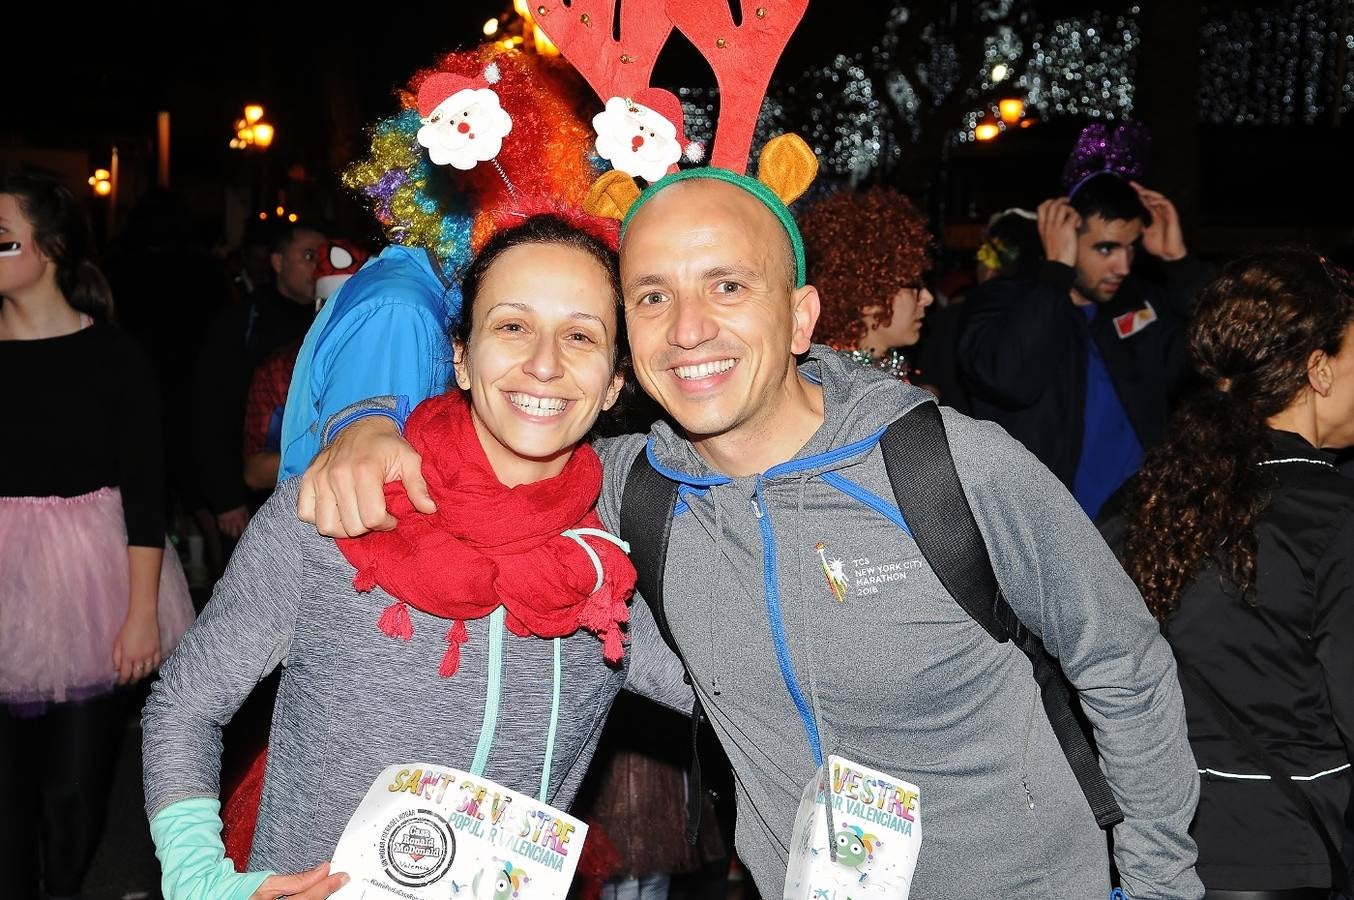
xmin=343 ymin=46 xmax=615 ymax=278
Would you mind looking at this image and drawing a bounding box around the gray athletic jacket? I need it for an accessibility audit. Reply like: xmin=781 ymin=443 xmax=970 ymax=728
xmin=142 ymin=478 xmax=690 ymax=874
xmin=594 ymin=346 xmax=1203 ymax=899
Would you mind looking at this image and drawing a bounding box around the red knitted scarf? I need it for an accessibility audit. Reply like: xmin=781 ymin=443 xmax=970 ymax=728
xmin=337 ymin=391 xmax=635 ymax=676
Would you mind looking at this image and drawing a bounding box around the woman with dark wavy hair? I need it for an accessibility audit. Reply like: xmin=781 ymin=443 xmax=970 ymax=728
xmin=1115 ymin=249 xmax=1354 ymax=898
xmin=0 ymin=169 xmax=196 ymax=898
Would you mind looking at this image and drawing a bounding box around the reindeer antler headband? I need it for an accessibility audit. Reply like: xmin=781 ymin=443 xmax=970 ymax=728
xmin=534 ymin=0 xmax=816 ymax=284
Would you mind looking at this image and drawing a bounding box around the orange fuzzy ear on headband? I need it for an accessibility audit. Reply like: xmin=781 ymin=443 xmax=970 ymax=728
xmin=584 ymin=170 xmax=643 ymax=221
xmin=757 ymin=134 xmax=817 ymax=206
xmin=588 ymin=133 xmax=819 ymax=223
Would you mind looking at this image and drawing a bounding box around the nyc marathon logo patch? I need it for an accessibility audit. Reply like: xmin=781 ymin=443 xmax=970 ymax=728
xmin=815 ymin=542 xmax=925 ymax=601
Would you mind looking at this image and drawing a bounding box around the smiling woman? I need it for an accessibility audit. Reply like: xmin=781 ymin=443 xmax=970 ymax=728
xmin=139 ymin=214 xmax=680 ymax=899
xmin=452 ymin=216 xmax=627 ymax=487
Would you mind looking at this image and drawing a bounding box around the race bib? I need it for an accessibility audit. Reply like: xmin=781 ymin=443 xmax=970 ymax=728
xmin=784 ymin=755 xmax=922 ymax=900
xmin=331 ymin=763 xmax=587 ymax=900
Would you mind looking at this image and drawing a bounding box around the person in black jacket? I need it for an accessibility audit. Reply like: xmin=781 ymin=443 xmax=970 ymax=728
xmin=1111 ymin=249 xmax=1354 ymax=897
xmin=958 ymin=172 xmax=1210 ymax=518
xmin=191 ymin=221 xmax=326 ymax=545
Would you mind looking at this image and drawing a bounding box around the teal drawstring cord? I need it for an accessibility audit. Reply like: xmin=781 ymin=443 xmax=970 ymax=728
xmin=469 ymin=528 xmax=628 ymax=803
xmin=468 ymin=607 xmax=561 ymax=803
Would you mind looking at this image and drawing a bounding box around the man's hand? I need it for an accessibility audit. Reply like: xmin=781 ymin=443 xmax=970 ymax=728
xmin=1038 ymin=198 xmax=1081 ymax=267
xmin=251 ymin=862 xmax=348 ymax=899
xmin=216 ymin=505 xmax=251 ymax=540
xmin=1131 ymin=182 xmax=1187 ymax=261
xmin=296 ymin=415 xmax=434 ymax=538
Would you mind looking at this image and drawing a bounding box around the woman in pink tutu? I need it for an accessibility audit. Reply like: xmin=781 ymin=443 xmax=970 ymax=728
xmin=0 ymin=169 xmax=196 ymax=899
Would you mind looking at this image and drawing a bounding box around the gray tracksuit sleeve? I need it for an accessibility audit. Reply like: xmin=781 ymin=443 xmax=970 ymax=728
xmin=142 ymin=488 xmax=300 ymax=819
xmin=621 ymin=587 xmax=695 ymax=716
xmin=946 ymin=410 xmax=1202 ymax=899
xmin=594 ymin=434 xmax=697 ymax=718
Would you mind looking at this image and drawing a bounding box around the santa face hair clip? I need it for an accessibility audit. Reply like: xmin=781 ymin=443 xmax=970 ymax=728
xmin=593 ymin=89 xmax=702 ymax=184
xmin=416 ymin=64 xmax=513 ymax=171
xmin=0 ymin=241 xmax=21 ymax=258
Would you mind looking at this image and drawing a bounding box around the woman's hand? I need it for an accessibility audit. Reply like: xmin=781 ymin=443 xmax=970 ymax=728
xmin=251 ymin=862 xmax=348 ymax=899
xmin=113 ymin=606 xmax=161 ymax=684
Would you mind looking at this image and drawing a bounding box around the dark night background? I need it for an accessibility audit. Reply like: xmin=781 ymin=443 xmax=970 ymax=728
xmin=6 ymin=1 xmax=1351 ymax=267
xmin=3 ymin=4 xmax=1354 ymax=898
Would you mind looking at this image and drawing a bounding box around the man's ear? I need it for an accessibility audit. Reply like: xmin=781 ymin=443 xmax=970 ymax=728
xmin=1308 ymin=348 xmax=1334 ymax=396
xmin=270 ymin=251 xmax=284 ymax=277
xmin=790 ymin=284 xmax=821 ymax=355
xmin=602 ymin=370 xmax=625 ymax=411
xmin=452 ymin=339 xmax=472 ymax=391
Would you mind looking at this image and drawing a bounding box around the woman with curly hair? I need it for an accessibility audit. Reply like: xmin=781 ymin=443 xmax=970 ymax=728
xmin=797 ymin=186 xmax=934 ymax=380
xmin=1114 ymin=249 xmax=1354 ymax=897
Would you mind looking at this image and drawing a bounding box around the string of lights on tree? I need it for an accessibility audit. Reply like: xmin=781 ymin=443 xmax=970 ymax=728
xmin=485 ymin=1 xmax=1351 ymax=179
xmin=1199 ymin=0 xmax=1354 ymax=125
xmin=680 ymin=2 xmax=1145 ymax=177
xmin=680 ymin=1 xmax=1350 ymax=178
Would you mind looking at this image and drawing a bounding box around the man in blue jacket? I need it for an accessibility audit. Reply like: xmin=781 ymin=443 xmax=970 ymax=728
xmin=958 ymin=175 xmax=1211 ymax=518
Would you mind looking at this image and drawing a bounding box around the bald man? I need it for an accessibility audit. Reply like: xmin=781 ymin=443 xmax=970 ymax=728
xmin=298 ymin=174 xmax=1203 ymax=899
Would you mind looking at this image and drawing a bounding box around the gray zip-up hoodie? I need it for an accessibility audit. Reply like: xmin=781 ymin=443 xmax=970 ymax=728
xmin=595 ymin=346 xmax=1202 ymax=900
xmin=141 ymin=478 xmax=690 ymax=874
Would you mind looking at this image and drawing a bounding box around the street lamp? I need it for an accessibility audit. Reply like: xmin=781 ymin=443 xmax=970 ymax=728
xmin=998 ymin=98 xmax=1025 ymax=125
xmin=231 ymin=104 xmax=276 ymax=150
xmin=88 ymin=169 xmax=112 ymax=196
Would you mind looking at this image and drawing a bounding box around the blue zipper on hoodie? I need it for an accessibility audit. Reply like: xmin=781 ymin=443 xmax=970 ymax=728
xmin=752 ymin=476 xmax=824 ymax=766
xmin=645 ymin=428 xmax=890 ymax=768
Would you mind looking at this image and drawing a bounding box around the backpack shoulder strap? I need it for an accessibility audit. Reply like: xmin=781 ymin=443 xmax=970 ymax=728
xmin=879 ymin=402 xmax=1006 ymax=640
xmin=619 ymin=444 xmax=706 ymax=844
xmin=620 ymin=444 xmax=679 ymax=654
xmin=880 ymin=402 xmax=1124 ymax=828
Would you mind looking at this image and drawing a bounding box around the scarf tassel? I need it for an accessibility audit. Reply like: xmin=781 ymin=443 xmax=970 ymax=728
xmin=439 ymin=620 xmax=470 ymax=677
xmin=601 ymin=628 xmax=624 ymax=665
xmin=377 ymin=600 xmax=414 ymax=641
xmin=353 ymin=563 xmax=379 ymax=593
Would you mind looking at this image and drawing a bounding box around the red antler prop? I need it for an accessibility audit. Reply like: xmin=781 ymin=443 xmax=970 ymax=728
xmin=666 ymin=0 xmax=808 ymax=172
xmin=532 ymin=0 xmax=674 ymax=101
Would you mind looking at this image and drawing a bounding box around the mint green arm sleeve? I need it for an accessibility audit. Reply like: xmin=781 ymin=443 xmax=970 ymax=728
xmin=149 ymin=797 xmax=273 ymax=900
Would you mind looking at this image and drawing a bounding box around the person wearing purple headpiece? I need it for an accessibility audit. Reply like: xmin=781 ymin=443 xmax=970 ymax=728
xmin=959 ymin=121 xmax=1213 ymax=520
